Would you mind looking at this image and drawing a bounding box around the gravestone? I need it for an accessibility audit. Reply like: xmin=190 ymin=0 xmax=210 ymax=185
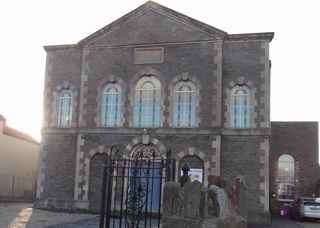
xmin=162 ymin=180 xmax=203 ymax=228
xmin=162 ymin=175 xmax=247 ymax=228
xmin=183 ymin=180 xmax=202 ymax=218
xmin=208 ymin=185 xmax=230 ymax=219
xmin=163 ymin=181 xmax=183 ymax=217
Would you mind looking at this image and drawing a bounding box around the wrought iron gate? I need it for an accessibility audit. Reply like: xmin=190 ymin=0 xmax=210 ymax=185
xmin=99 ymin=146 xmax=175 ymax=228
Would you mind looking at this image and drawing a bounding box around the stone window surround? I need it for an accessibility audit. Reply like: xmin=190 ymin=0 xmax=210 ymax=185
xmin=175 ymin=136 xmax=221 ymax=188
xmin=275 ymin=154 xmax=296 ymax=201
xmin=85 ymin=67 xmax=226 ymax=129
xmin=94 ymin=75 xmax=126 ymax=127
xmin=123 ymin=135 xmax=167 ymax=158
xmin=230 ymin=85 xmax=251 ymax=128
xmin=93 ymin=69 xmax=203 ymax=128
xmin=51 ymin=81 xmax=78 ymax=128
xmin=133 ymin=75 xmax=162 ymax=127
xmin=128 ymin=67 xmax=166 ymax=128
xmin=56 ymin=90 xmax=73 ymax=128
xmin=169 ymin=72 xmax=201 ymax=128
xmin=224 ymin=77 xmax=258 ymax=129
xmin=178 ymin=154 xmax=205 ymax=183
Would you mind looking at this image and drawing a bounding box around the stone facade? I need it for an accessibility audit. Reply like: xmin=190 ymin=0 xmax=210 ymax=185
xmin=36 ymin=1 xmax=319 ymax=225
xmin=270 ymin=122 xmax=320 ymax=213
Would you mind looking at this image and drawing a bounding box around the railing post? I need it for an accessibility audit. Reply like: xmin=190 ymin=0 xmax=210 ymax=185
xmin=11 ymin=175 xmax=15 ymax=199
xmin=172 ymin=159 xmax=176 ymax=182
xmin=105 ymin=159 xmax=113 ymax=228
xmin=99 ymin=155 xmax=110 ymax=228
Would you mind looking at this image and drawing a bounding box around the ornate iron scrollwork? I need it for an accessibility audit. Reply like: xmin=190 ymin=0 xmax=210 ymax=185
xmin=126 ymin=145 xmax=156 ymax=227
xmin=99 ymin=143 xmax=175 ymax=228
xmin=126 ymin=165 xmax=148 ymax=227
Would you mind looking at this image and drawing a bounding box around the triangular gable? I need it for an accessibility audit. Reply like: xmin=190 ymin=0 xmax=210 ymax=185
xmin=78 ymin=1 xmax=227 ymax=47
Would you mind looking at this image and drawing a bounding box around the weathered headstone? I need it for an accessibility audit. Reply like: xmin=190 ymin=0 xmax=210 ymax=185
xmin=208 ymin=185 xmax=230 ymax=219
xmin=163 ymin=181 xmax=183 ymax=217
xmin=183 ymin=180 xmax=202 ymax=218
xmin=163 ymin=175 xmax=247 ymax=228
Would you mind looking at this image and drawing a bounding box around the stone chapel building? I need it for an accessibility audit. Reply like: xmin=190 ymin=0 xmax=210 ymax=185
xmin=37 ymin=1 xmax=319 ymax=224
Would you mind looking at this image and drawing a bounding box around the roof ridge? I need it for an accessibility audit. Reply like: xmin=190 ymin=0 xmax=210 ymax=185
xmin=77 ymin=1 xmax=227 ymax=46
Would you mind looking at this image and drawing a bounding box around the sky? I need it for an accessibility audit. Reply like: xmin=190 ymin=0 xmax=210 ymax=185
xmin=0 ymin=0 xmax=319 ymax=142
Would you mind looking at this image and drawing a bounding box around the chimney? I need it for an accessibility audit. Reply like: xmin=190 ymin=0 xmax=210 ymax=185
xmin=0 ymin=114 xmax=6 ymax=134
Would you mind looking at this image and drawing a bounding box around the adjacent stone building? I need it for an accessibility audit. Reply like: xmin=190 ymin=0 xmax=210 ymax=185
xmin=270 ymin=122 xmax=319 ymax=213
xmin=37 ymin=1 xmax=319 ymax=224
xmin=0 ymin=114 xmax=39 ymax=200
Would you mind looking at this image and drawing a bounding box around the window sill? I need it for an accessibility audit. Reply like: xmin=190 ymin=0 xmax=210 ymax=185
xmin=277 ymin=199 xmax=294 ymax=202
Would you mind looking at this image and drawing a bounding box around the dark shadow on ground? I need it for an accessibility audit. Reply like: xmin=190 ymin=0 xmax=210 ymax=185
xmin=46 ymin=218 xmax=99 ymax=228
xmin=248 ymin=216 xmax=304 ymax=228
xmin=47 ymin=215 xmax=320 ymax=228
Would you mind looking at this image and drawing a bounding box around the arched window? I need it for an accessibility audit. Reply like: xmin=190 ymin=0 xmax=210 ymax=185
xmin=57 ymin=90 xmax=72 ymax=128
xmin=101 ymin=84 xmax=121 ymax=127
xmin=179 ymin=155 xmax=204 ymax=183
xmin=173 ymin=82 xmax=197 ymax=127
xmin=133 ymin=77 xmax=161 ymax=127
xmin=276 ymin=154 xmax=295 ymax=200
xmin=230 ymin=85 xmax=251 ymax=128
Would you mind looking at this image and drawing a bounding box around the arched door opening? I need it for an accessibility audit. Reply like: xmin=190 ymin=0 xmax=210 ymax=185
xmin=179 ymin=155 xmax=204 ymax=183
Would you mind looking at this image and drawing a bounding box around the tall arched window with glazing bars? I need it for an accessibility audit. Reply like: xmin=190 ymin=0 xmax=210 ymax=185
xmin=276 ymin=154 xmax=295 ymax=200
xmin=230 ymin=85 xmax=251 ymax=128
xmin=173 ymin=82 xmax=197 ymax=127
xmin=133 ymin=77 xmax=161 ymax=127
xmin=57 ymin=90 xmax=72 ymax=128
xmin=101 ymin=84 xmax=121 ymax=127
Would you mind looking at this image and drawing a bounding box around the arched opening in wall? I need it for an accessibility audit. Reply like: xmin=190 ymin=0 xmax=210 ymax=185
xmin=133 ymin=76 xmax=162 ymax=128
xmin=88 ymin=153 xmax=108 ymax=212
xmin=56 ymin=90 xmax=73 ymax=128
xmin=179 ymin=155 xmax=204 ymax=183
xmin=276 ymin=154 xmax=295 ymax=201
xmin=128 ymin=143 xmax=163 ymax=212
xmin=230 ymin=85 xmax=251 ymax=128
xmin=130 ymin=143 xmax=162 ymax=159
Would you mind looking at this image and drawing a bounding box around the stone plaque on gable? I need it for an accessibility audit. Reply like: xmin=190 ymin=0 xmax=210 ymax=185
xmin=134 ymin=47 xmax=164 ymax=64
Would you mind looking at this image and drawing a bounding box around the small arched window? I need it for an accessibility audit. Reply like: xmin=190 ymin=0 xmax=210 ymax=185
xmin=230 ymin=85 xmax=251 ymax=128
xmin=133 ymin=77 xmax=161 ymax=127
xmin=173 ymin=82 xmax=197 ymax=127
xmin=101 ymin=84 xmax=121 ymax=127
xmin=179 ymin=155 xmax=204 ymax=183
xmin=57 ymin=90 xmax=72 ymax=128
xmin=277 ymin=154 xmax=295 ymax=200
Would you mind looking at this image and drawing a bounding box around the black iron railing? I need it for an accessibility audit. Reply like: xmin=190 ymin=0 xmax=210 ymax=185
xmin=99 ymin=148 xmax=175 ymax=228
